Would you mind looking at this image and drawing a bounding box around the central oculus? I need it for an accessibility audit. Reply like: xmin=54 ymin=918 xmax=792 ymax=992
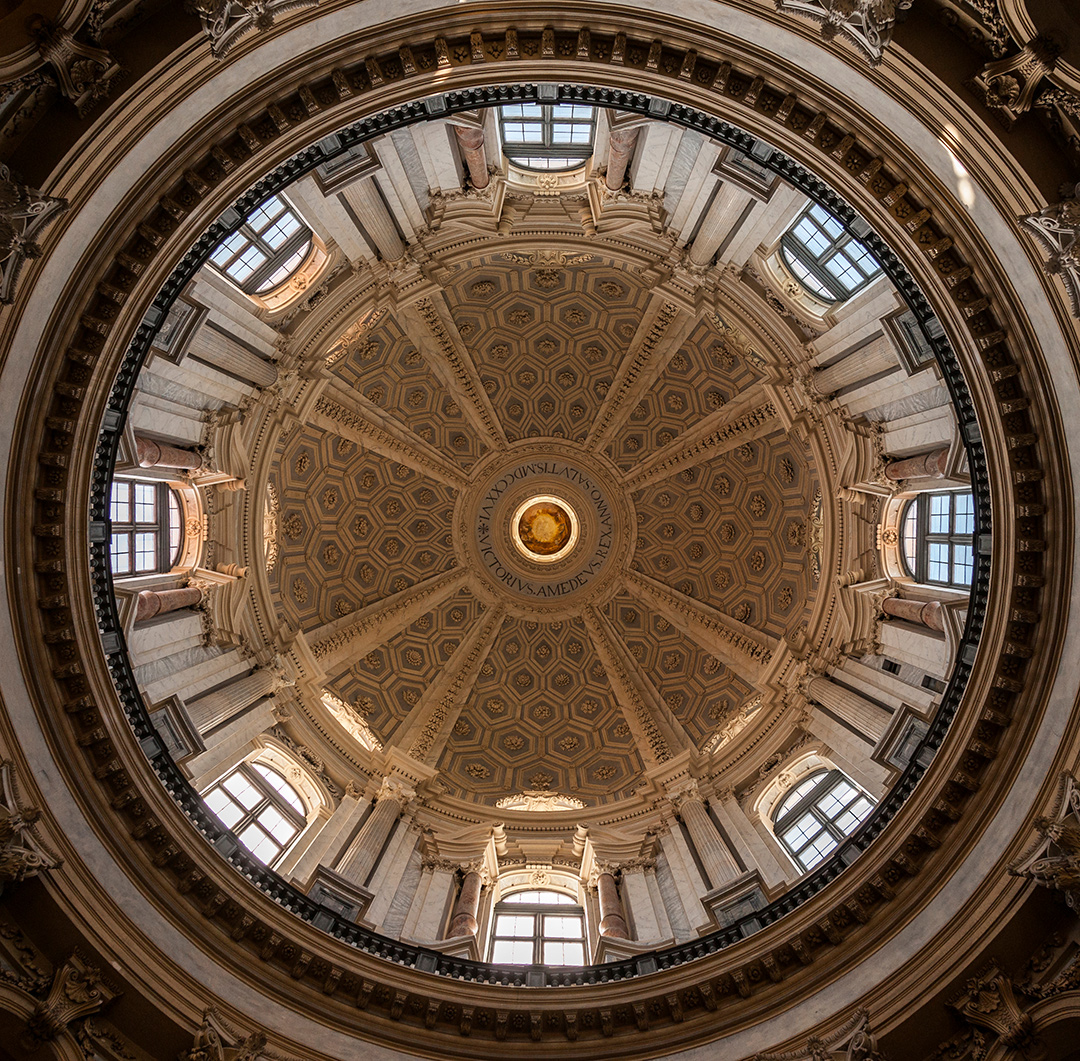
xmin=457 ymin=442 xmax=633 ymax=617
xmin=511 ymin=495 xmax=579 ymax=563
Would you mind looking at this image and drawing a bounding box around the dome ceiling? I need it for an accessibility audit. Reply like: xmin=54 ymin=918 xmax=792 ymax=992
xmin=269 ymin=252 xmax=819 ymax=805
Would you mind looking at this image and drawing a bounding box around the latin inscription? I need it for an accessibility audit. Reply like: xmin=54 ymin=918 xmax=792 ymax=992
xmin=477 ymin=462 xmax=613 ymax=596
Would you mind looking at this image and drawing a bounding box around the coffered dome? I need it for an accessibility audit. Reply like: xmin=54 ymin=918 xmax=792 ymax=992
xmin=268 ymin=247 xmax=822 ymax=807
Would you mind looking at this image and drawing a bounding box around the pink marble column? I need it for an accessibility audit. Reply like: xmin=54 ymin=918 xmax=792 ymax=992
xmin=134 ymin=586 xmax=202 ymax=621
xmin=135 ymin=435 xmax=203 ymax=471
xmin=447 ymin=868 xmax=484 ymax=937
xmin=884 ymin=448 xmax=949 ymax=482
xmin=883 ymin=596 xmax=945 ymax=632
xmin=596 ymin=870 xmax=631 ymax=939
xmin=453 ymin=126 xmax=489 ymax=190
xmin=605 ymin=127 xmax=640 ymax=191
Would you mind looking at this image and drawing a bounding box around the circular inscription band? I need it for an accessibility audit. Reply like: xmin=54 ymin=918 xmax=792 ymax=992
xmin=459 ymin=444 xmax=633 ymax=617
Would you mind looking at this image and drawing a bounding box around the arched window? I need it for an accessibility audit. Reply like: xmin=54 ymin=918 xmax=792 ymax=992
xmin=109 ymin=478 xmax=183 ymax=575
xmin=774 ymin=770 xmax=874 ymax=871
xmin=202 ymin=762 xmax=306 ymax=867
xmin=488 ymin=889 xmax=586 ymax=966
xmin=208 ymin=195 xmax=312 ymax=294
xmin=901 ymin=490 xmax=975 ymax=588
xmin=498 ymin=103 xmax=596 ymax=171
xmin=781 ymin=204 xmax=881 ymax=302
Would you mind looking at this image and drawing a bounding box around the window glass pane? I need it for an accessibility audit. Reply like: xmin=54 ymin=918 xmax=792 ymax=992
xmin=928 ymin=541 xmax=951 ymax=582
xmin=261 ymin=213 xmax=301 ymax=250
xmin=542 ymin=941 xmax=584 ymax=966
xmin=501 ymin=103 xmax=542 ymax=119
xmin=226 ymin=244 xmax=268 ymax=283
xmin=491 ymin=939 xmax=534 ymax=964
xmin=134 ymin=531 xmax=158 ymax=573
xmin=205 ymin=788 xmax=244 ymax=829
xmin=168 ymin=492 xmax=182 ymax=556
xmin=953 ymin=493 xmax=975 ymax=534
xmin=543 ymin=915 xmax=584 ymax=939
xmin=799 ymin=832 xmax=837 ymax=870
xmin=222 ymin=772 xmax=261 ymax=809
xmin=502 ymin=889 xmax=574 ymax=904
xmin=256 ymin=241 xmax=310 ymax=293
xmin=776 ymin=774 xmax=824 ymax=818
xmin=110 ymin=481 xmax=131 ymax=523
xmin=952 ymin=543 xmax=974 ymax=586
xmin=134 ymin=482 xmax=157 ymax=522
xmin=210 ymin=231 xmax=247 ymax=266
xmin=902 ymin=504 xmax=918 ymax=570
xmin=251 ymin=763 xmax=304 ymax=813
xmin=494 ymin=914 xmax=535 ymax=936
xmin=238 ymin=822 xmax=280 ymax=864
xmin=929 ymin=493 xmax=951 ymax=534
xmin=782 ymin=813 xmax=824 ymax=849
xmin=110 ymin=532 xmax=131 ymax=574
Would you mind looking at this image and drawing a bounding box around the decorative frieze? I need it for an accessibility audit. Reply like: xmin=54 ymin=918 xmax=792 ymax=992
xmin=0 ymin=164 xmax=68 ymax=306
xmin=0 ymin=761 xmax=61 ymax=891
xmin=1022 ymin=182 xmax=1080 ymax=318
xmin=188 ymin=0 xmax=321 ymax=60
xmin=968 ymin=36 xmax=1061 ymax=128
xmin=754 ymin=1008 xmax=887 ymax=1059
xmin=28 ymin=16 xmax=120 ymax=117
xmin=775 ymin=0 xmax=911 ymax=64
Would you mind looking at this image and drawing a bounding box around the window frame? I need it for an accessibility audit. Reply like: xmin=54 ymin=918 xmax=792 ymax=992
xmin=773 ymin=769 xmax=875 ymax=872
xmin=201 ymin=761 xmax=307 ymax=868
xmin=487 ymin=888 xmax=587 ymax=967
xmin=498 ymin=102 xmax=597 ymax=171
xmin=900 ymin=490 xmax=976 ymax=589
xmin=208 ymin=195 xmax=313 ymax=295
xmin=109 ymin=478 xmax=184 ymax=576
xmin=780 ymin=203 xmax=882 ymax=302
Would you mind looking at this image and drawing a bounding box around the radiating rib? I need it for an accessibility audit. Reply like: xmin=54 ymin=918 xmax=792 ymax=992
xmin=397 ymin=294 xmax=508 ymax=450
xmin=621 ymin=570 xmax=778 ymax=686
xmin=583 ymin=604 xmax=691 ymax=767
xmin=621 ymin=384 xmax=780 ymax=491
xmin=305 ymin=566 xmax=469 ymax=679
xmin=585 ymin=295 xmax=697 ymax=453
xmin=392 ymin=602 xmax=506 ymax=763
xmin=312 ymin=381 xmax=470 ymax=490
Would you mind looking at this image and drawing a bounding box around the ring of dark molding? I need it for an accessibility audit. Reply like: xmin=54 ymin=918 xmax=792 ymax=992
xmin=84 ymin=80 xmax=989 ymax=989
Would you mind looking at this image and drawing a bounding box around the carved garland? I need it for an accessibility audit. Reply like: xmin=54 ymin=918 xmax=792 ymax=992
xmin=14 ymin=18 xmax=1044 ymax=1049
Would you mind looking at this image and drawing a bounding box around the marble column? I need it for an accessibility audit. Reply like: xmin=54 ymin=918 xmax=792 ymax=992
xmin=340 ymin=178 xmax=405 ymax=262
xmin=618 ymin=861 xmax=670 ymax=942
xmin=595 ymin=869 xmax=631 ymax=939
xmin=192 ymin=325 xmax=277 ymax=388
xmin=134 ymin=435 xmax=203 ymax=471
xmin=185 ymin=664 xmax=282 ymax=733
xmin=883 ymin=596 xmax=945 ymax=632
xmin=807 ymin=675 xmax=891 ymax=745
xmin=884 ymin=447 xmax=949 ymax=482
xmin=446 ymin=866 xmax=484 ymax=937
xmin=134 ymin=586 xmax=202 ymax=622
xmin=813 ymin=334 xmax=898 ymax=395
xmin=284 ymin=784 xmax=366 ymax=882
xmin=335 ymin=777 xmax=413 ymax=887
xmin=712 ymin=790 xmax=793 ymax=889
xmin=605 ymin=127 xmax=640 ymax=191
xmin=452 ymin=125 xmax=489 ymax=191
xmin=688 ymin=183 xmax=753 ymax=267
xmin=674 ymin=785 xmax=741 ymax=889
